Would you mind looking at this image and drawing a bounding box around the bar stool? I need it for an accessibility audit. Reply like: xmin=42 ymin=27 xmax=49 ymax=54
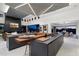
xmin=15 ymin=33 xmax=47 ymax=55
xmin=15 ymin=38 xmax=31 ymax=56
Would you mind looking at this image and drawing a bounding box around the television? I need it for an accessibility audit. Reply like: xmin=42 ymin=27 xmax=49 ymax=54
xmin=28 ymin=24 xmax=40 ymax=32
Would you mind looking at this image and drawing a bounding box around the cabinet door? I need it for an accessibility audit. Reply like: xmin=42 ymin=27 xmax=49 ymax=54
xmin=31 ymin=41 xmax=48 ymax=56
xmin=48 ymin=36 xmax=63 ymax=56
xmin=48 ymin=41 xmax=56 ymax=56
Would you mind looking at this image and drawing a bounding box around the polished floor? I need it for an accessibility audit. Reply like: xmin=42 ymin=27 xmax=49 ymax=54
xmin=0 ymin=36 xmax=79 ymax=56
xmin=57 ymin=37 xmax=79 ymax=56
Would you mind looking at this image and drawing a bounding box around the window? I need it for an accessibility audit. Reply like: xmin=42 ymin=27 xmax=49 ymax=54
xmin=0 ymin=14 xmax=3 ymax=17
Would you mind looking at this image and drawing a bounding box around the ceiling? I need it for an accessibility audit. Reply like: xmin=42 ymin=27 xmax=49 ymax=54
xmin=6 ymin=7 xmax=27 ymax=18
xmin=5 ymin=3 xmax=69 ymax=18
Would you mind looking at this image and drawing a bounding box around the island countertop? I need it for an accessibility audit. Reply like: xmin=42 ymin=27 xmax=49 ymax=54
xmin=35 ymin=33 xmax=63 ymax=44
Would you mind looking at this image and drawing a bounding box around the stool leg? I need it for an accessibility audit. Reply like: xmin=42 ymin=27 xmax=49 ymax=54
xmin=29 ymin=45 xmax=31 ymax=56
xmin=24 ymin=45 xmax=27 ymax=56
xmin=29 ymin=45 xmax=30 ymax=56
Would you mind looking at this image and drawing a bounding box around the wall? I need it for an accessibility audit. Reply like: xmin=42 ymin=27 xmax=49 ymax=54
xmin=21 ymin=14 xmax=34 ymax=25
xmin=76 ymin=22 xmax=79 ymax=37
xmin=0 ymin=3 xmax=9 ymax=24
xmin=4 ymin=16 xmax=21 ymax=32
xmin=29 ymin=5 xmax=79 ymax=24
xmin=22 ymin=4 xmax=79 ymax=33
xmin=0 ymin=3 xmax=9 ymax=13
xmin=0 ymin=11 xmax=5 ymax=24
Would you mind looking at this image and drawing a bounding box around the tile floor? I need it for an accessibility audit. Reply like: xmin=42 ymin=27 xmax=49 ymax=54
xmin=57 ymin=37 xmax=79 ymax=56
xmin=0 ymin=36 xmax=79 ymax=56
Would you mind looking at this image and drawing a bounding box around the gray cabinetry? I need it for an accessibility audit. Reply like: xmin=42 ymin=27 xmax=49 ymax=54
xmin=7 ymin=35 xmax=25 ymax=50
xmin=31 ymin=34 xmax=63 ymax=56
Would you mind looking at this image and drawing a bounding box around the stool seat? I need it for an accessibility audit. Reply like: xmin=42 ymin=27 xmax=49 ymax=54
xmin=15 ymin=38 xmax=31 ymax=45
xmin=15 ymin=37 xmax=33 ymax=56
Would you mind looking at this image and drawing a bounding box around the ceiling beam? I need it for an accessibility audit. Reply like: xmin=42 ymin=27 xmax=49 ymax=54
xmin=14 ymin=3 xmax=27 ymax=9
xmin=27 ymin=3 xmax=37 ymax=17
xmin=41 ymin=4 xmax=54 ymax=15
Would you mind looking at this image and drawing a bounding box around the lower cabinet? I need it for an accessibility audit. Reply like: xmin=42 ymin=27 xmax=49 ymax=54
xmin=30 ymin=35 xmax=63 ymax=56
xmin=7 ymin=36 xmax=26 ymax=50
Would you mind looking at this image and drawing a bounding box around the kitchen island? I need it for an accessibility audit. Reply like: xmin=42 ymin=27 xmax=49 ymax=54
xmin=6 ymin=33 xmax=48 ymax=50
xmin=7 ymin=34 xmax=24 ymax=50
xmin=30 ymin=33 xmax=63 ymax=56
